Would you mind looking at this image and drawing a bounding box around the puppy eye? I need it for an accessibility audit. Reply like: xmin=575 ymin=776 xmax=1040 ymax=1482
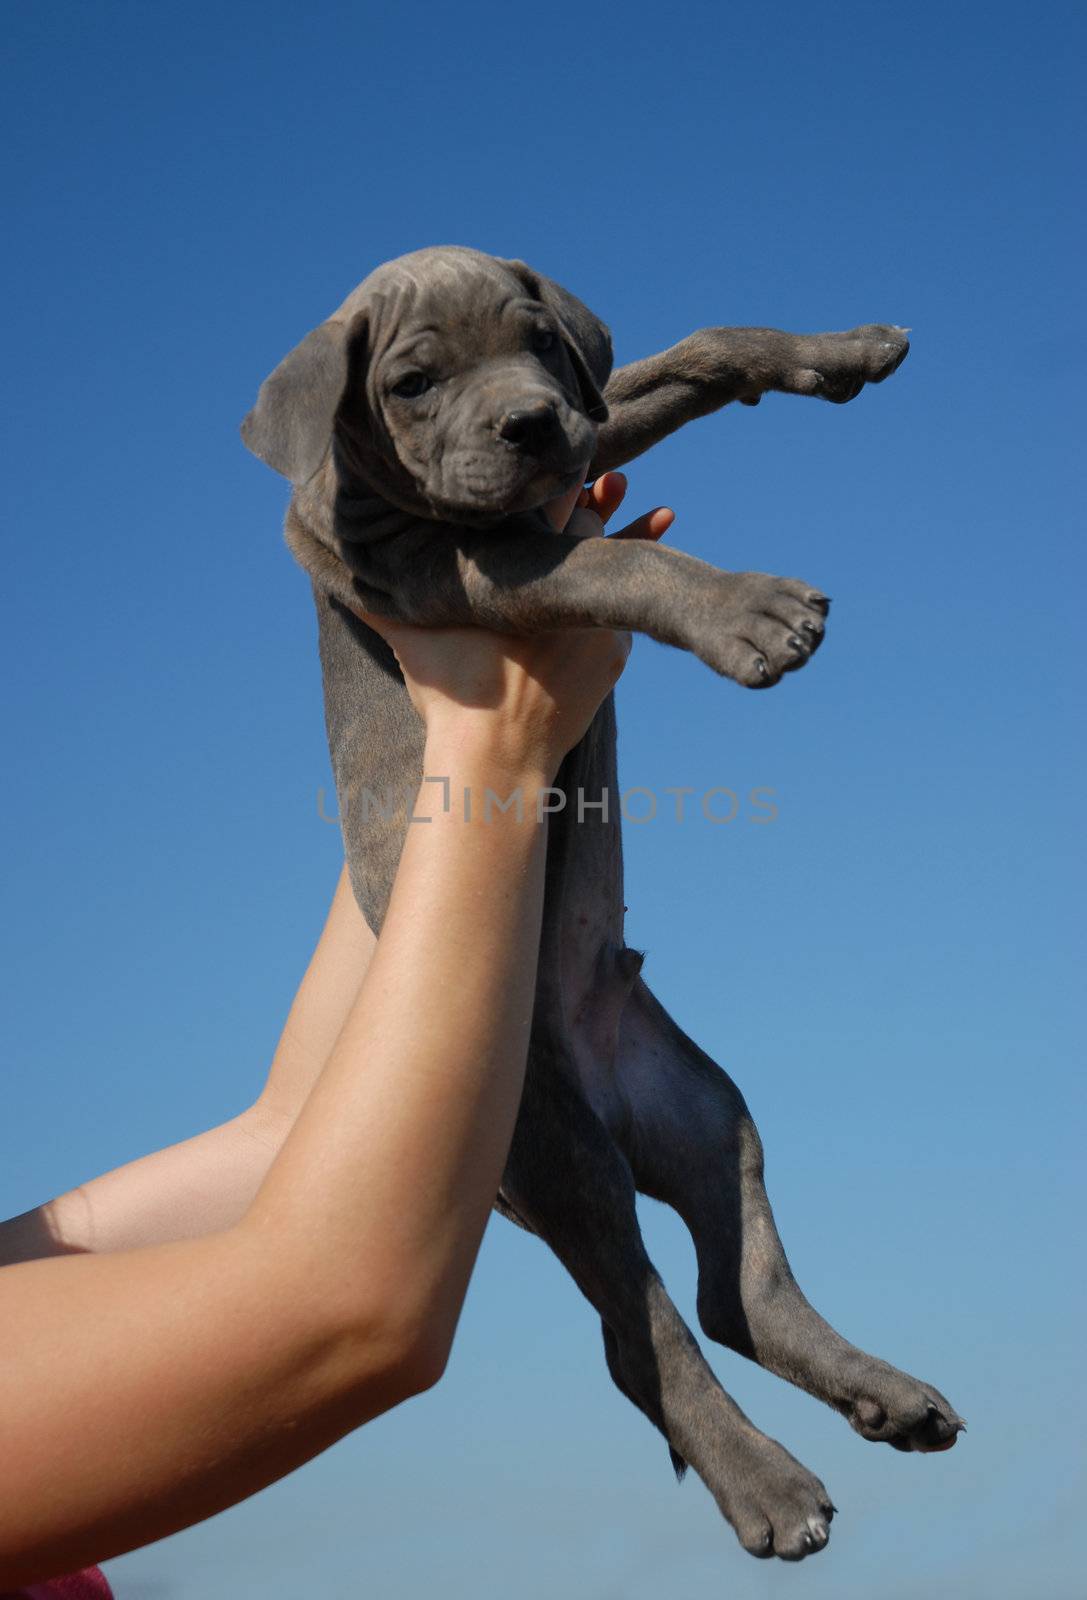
xmin=531 ymin=330 xmax=556 ymax=353
xmin=391 ymin=372 xmax=431 ymax=399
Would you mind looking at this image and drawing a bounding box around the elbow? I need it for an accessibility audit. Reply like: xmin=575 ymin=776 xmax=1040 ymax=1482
xmin=381 ymin=1307 xmax=454 ymax=1399
xmin=335 ymin=1305 xmax=452 ymax=1410
xmin=390 ymin=1331 xmax=450 ymax=1400
xmin=355 ymin=1278 xmax=461 ymax=1402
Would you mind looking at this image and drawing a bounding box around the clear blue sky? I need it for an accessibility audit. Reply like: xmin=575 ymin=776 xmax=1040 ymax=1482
xmin=2 ymin=2 xmax=1084 ymax=1595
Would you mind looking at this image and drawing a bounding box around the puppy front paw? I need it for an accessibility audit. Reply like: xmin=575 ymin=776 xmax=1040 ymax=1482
xmin=785 ymin=325 xmax=909 ymax=404
xmin=694 ymin=574 xmax=829 ymax=688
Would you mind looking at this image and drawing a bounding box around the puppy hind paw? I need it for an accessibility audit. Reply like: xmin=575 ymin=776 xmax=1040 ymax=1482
xmin=710 ymin=1431 xmax=836 ymax=1563
xmin=840 ymin=1377 xmax=965 ymax=1453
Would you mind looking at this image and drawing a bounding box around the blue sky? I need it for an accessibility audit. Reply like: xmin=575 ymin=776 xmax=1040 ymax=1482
xmin=2 ymin=1 xmax=1084 ymax=1595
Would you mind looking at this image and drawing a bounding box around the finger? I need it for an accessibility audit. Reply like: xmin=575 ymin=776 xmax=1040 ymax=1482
xmin=563 ymin=505 xmax=608 ymax=540
xmin=592 ymin=626 xmax=633 ymax=688
xmin=587 ymin=471 xmax=628 ymax=527
xmin=607 ymin=506 xmax=675 ymax=543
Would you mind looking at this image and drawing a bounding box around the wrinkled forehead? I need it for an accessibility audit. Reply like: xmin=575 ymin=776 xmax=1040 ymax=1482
xmin=369 ymin=246 xmax=514 ymax=298
xmin=331 ymin=247 xmax=528 ymax=349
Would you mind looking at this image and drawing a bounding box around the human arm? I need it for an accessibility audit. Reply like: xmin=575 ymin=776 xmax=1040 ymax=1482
xmin=0 ymin=866 xmax=376 ymax=1265
xmin=0 ymin=476 xmax=662 ymax=1272
xmin=0 ymin=494 xmax=636 ymax=1586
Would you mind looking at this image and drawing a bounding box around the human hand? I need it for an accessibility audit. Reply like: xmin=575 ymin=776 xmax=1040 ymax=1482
xmin=355 ymin=475 xmax=674 ymax=782
xmin=546 ymin=470 xmax=675 ymax=544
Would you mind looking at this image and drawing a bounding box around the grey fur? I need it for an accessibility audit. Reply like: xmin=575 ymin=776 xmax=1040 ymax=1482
xmin=244 ymin=246 xmax=961 ymax=1562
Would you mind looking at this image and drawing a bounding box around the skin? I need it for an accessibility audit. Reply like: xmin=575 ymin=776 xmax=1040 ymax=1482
xmin=0 ymin=480 xmax=664 ymax=1588
xmin=0 ymin=479 xmax=665 ymax=1269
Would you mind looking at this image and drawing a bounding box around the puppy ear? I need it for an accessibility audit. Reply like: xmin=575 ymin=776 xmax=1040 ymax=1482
xmin=503 ymin=260 xmax=613 ymax=422
xmin=241 ymin=314 xmax=365 ymax=484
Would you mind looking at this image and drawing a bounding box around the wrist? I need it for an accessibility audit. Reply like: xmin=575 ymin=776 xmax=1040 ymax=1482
xmin=416 ymin=742 xmax=557 ymax=831
xmin=422 ymin=719 xmax=559 ymax=793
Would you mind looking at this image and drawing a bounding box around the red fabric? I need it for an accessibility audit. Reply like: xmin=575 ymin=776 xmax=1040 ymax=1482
xmin=16 ymin=1568 xmax=114 ymax=1599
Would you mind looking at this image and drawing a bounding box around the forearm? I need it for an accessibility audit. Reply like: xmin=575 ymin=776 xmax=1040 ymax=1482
xmin=0 ymin=1228 xmax=416 ymax=1585
xmin=387 ymin=522 xmax=722 ymax=647
xmin=401 ymin=532 xmax=824 ymax=691
xmin=591 ymin=331 xmax=790 ymax=472
xmin=0 ymin=745 xmax=551 ymax=1582
xmin=0 ymin=868 xmax=377 ymax=1266
xmin=591 ymin=323 xmax=909 ymax=475
xmin=0 ymin=1110 xmax=289 ymax=1264
xmin=247 ymin=738 xmax=551 ymax=1364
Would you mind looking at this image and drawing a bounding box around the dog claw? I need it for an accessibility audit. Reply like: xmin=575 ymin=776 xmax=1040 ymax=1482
xmin=702 ymin=574 xmax=830 ymax=688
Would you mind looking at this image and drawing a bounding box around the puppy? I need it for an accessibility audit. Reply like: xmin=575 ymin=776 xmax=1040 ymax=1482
xmin=244 ymin=247 xmax=960 ymax=1562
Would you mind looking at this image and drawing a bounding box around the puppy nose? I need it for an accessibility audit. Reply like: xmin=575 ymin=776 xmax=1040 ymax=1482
xmin=498 ymin=404 xmax=559 ymax=450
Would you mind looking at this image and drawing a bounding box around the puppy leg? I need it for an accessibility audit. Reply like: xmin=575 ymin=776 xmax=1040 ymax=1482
xmin=592 ymin=324 xmax=909 ymax=472
xmin=617 ymin=980 xmax=965 ymax=1454
xmin=501 ymin=1050 xmax=835 ymax=1562
xmin=357 ymin=528 xmax=830 ymax=691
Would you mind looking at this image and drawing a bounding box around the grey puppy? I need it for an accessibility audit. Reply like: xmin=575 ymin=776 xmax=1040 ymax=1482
xmin=243 ymin=246 xmax=962 ymax=1563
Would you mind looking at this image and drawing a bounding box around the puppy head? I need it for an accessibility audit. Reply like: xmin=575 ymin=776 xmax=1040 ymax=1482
xmin=241 ymin=247 xmax=613 ymax=523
